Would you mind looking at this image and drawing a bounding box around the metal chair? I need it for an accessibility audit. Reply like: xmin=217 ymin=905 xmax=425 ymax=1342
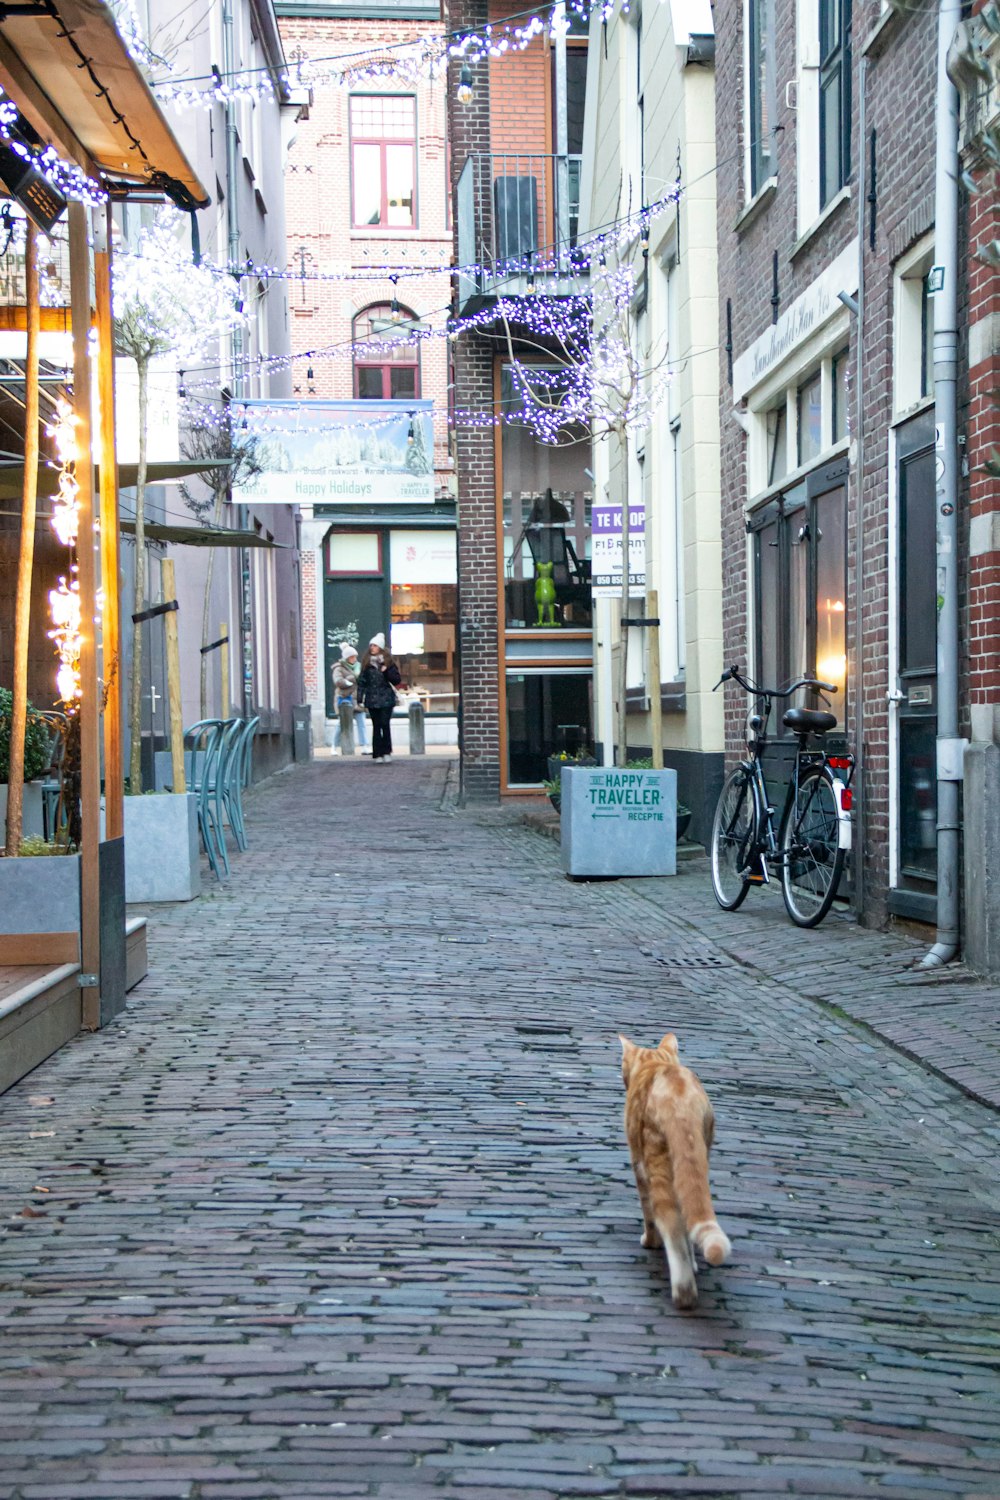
xmin=183 ymin=719 xmax=227 ymax=879
xmin=226 ymin=714 xmax=259 ymax=852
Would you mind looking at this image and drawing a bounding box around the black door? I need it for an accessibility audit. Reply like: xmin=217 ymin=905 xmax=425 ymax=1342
xmin=893 ymin=410 xmax=937 ymax=912
xmin=323 ymin=576 xmax=388 ymax=718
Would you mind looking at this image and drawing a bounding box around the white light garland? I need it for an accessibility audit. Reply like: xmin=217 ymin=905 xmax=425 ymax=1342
xmin=0 ymin=90 xmax=107 ymax=209
xmin=49 ymin=572 xmax=83 ymax=705
xmin=151 ymin=0 xmax=633 ymax=112
xmin=47 ymin=397 xmax=80 ymax=547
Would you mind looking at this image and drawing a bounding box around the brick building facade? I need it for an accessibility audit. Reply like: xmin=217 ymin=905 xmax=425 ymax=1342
xmin=716 ymin=0 xmax=999 ymax=960
xmin=278 ymin=0 xmax=458 ymax=749
xmin=448 ymin=0 xmax=593 ymax=800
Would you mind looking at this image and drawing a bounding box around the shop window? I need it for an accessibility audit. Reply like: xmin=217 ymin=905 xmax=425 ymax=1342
xmin=350 ymin=95 xmax=416 ymax=229
xmin=766 ymin=402 xmax=788 ymax=485
xmin=747 ymin=0 xmax=776 ymax=197
xmin=353 ymin=305 xmax=420 ymax=399
xmin=832 ymin=348 xmax=850 ymax=442
xmin=819 ymin=0 xmax=852 ymax=208
xmin=506 ymin=671 xmax=593 ymax=785
xmin=327 ymin=531 xmax=382 ymax=575
xmin=500 ymin=364 xmax=592 ymax=630
xmin=797 ymin=371 xmax=823 ymax=466
xmin=389 ymin=531 xmax=458 ymax=715
xmin=751 ymin=460 xmax=847 ymax=709
xmin=893 ymin=238 xmax=935 ymax=416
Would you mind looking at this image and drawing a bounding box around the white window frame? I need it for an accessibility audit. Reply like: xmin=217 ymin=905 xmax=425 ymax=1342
xmin=795 ymin=0 xmax=822 ymax=234
xmin=893 ymin=233 xmax=935 ymax=420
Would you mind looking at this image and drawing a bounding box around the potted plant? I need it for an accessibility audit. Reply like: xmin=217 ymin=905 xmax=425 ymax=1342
xmin=543 ymin=777 xmax=562 ymax=813
xmin=0 ymin=688 xmax=54 ymax=841
xmin=546 ymin=748 xmax=598 ymax=785
xmin=627 ymin=758 xmax=691 ymax=841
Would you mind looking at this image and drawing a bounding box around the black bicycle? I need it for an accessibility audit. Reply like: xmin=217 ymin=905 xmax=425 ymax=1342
xmin=709 ymin=665 xmax=855 ymax=928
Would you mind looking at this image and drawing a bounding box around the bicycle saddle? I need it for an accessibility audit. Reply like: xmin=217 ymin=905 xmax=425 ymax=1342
xmin=783 ymin=707 xmax=837 ymax=735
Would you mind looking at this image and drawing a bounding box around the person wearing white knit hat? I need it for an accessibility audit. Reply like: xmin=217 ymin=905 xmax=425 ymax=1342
xmin=331 ymin=641 xmax=366 ymax=752
xmin=358 ymin=631 xmax=401 ymax=761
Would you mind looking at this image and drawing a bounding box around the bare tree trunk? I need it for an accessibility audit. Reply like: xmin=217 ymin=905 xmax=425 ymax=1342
xmin=6 ymin=222 xmax=40 ymax=856
xmin=199 ymin=491 xmax=224 ymax=719
xmin=616 ymin=425 xmax=630 ymax=769
xmin=128 ymin=356 xmax=149 ymax=794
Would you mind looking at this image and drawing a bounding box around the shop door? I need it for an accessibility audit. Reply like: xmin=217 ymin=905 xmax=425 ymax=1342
xmin=323 ymin=576 xmax=387 ymax=717
xmin=891 ymin=413 xmax=937 ymax=917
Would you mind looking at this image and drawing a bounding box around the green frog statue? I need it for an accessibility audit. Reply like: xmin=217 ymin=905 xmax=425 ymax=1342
xmin=534 ymin=561 xmax=558 ymax=626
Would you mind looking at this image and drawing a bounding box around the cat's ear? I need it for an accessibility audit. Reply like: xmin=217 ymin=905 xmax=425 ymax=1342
xmin=659 ymin=1032 xmax=679 ymax=1056
xmin=619 ymin=1034 xmax=637 ymax=1084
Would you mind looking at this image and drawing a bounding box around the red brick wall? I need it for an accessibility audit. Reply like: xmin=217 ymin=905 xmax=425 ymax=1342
xmin=279 ymin=15 xmax=452 ymax=480
xmin=715 ymin=0 xmax=938 ymax=924
xmin=965 ymin=164 xmax=1000 ymax=722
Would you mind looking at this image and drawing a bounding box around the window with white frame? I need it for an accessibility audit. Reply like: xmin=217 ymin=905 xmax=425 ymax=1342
xmin=746 ymin=0 xmax=776 ymax=198
xmin=819 ymin=0 xmax=852 ymax=208
xmin=893 ymin=236 xmax=935 ymax=416
xmin=796 ymin=0 xmax=853 ymax=231
xmin=751 ymin=341 xmax=851 ymax=496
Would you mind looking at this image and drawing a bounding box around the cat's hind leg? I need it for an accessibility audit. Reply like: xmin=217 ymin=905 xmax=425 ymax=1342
xmin=649 ymin=1177 xmax=698 ymax=1309
xmin=631 ymin=1156 xmax=662 ymax=1248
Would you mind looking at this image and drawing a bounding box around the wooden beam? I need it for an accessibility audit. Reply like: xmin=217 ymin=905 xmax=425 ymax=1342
xmin=647 ymin=588 xmax=664 ymax=772
xmin=68 ymin=202 xmax=100 ymax=1031
xmin=93 ymin=204 xmax=123 ymax=843
xmin=0 ymin=34 xmax=100 ymax=181
xmin=0 ymin=306 xmax=72 ymax=333
xmin=0 ymin=934 xmax=79 ymax=965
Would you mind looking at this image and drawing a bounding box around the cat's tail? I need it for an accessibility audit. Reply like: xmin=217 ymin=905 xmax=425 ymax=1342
xmin=662 ymin=1113 xmax=731 ymax=1266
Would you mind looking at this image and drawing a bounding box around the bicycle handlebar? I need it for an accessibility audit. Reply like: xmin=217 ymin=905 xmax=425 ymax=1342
xmin=713 ymin=664 xmax=837 ymax=697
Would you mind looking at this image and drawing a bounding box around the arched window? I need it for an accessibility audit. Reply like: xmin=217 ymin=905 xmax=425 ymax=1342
xmin=352 ymin=304 xmax=421 ymax=400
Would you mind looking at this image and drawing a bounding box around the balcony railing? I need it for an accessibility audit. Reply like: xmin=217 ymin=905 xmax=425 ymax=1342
xmin=456 ymin=152 xmax=585 ymax=310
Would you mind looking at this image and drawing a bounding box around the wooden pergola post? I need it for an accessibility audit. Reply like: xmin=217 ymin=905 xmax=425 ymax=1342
xmin=94 ymin=201 xmax=124 ymax=842
xmin=68 ymin=201 xmax=101 ymax=1028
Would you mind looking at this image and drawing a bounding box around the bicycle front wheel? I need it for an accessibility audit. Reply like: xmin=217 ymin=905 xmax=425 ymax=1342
xmin=710 ymin=766 xmax=757 ymax=911
xmin=780 ymin=766 xmax=845 ymax=927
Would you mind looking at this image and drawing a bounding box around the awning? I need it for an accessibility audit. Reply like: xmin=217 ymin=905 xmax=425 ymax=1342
xmin=0 ymin=456 xmax=231 ymax=500
xmin=119 ymin=520 xmax=287 ymax=548
xmin=0 ymin=0 xmax=209 ymax=207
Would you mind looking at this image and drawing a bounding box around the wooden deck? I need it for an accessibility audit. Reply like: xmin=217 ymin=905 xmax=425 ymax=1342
xmin=0 ymin=918 xmax=147 ymax=1094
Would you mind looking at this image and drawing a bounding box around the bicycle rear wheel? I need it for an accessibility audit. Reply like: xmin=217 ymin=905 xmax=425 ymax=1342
xmin=780 ymin=766 xmax=845 ymax=927
xmin=710 ymin=766 xmax=757 ymax=911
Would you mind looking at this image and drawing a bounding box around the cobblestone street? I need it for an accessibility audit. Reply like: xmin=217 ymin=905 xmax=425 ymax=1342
xmin=2 ymin=757 xmax=1000 ymax=1499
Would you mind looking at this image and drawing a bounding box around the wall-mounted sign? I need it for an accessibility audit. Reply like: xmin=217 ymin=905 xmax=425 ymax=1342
xmin=231 ymin=398 xmax=435 ymax=506
xmin=733 ymin=239 xmax=859 ymax=402
xmin=590 ymin=497 xmax=646 ymax=597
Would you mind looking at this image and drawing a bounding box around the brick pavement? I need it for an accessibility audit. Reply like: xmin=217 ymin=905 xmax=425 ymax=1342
xmin=518 ymin=798 xmax=1000 ymax=1115
xmin=1 ymin=757 xmax=1000 ymax=1499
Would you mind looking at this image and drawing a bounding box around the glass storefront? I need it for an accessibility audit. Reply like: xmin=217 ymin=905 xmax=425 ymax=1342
xmin=500 ymin=365 xmax=593 ymax=629
xmin=324 ymin=525 xmax=458 ymax=718
xmin=506 ymin=671 xmax=593 ymax=784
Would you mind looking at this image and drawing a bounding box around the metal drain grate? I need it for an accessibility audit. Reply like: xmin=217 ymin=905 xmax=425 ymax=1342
xmin=650 ymin=951 xmax=731 ymax=969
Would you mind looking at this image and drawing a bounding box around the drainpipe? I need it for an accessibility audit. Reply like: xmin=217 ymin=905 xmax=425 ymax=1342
xmin=852 ymin=57 xmax=867 ymax=923
xmin=553 ymin=0 xmax=570 ymax=271
xmin=921 ymin=0 xmax=962 ymax=967
xmin=223 ymin=0 xmax=250 ymax=716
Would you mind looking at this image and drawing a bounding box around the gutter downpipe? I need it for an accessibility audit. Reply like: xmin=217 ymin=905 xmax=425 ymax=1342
xmin=921 ymin=0 xmax=962 ymax=967
xmin=223 ymin=0 xmax=250 ymax=718
xmin=852 ymin=57 xmax=867 ymax=922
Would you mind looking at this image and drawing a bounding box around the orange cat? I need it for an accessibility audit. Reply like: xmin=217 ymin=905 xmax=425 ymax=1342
xmin=619 ymin=1032 xmax=731 ymax=1309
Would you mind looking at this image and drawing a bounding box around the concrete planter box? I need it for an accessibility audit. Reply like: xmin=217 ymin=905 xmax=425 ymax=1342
xmin=124 ymin=793 xmax=201 ymax=903
xmin=561 ymin=766 xmax=677 ymax=878
xmin=0 ymin=781 xmax=47 ymax=841
xmin=0 ymin=850 xmax=81 ymax=935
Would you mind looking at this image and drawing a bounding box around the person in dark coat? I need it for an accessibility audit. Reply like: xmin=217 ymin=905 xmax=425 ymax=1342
xmin=357 ymin=633 xmax=401 ymax=762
